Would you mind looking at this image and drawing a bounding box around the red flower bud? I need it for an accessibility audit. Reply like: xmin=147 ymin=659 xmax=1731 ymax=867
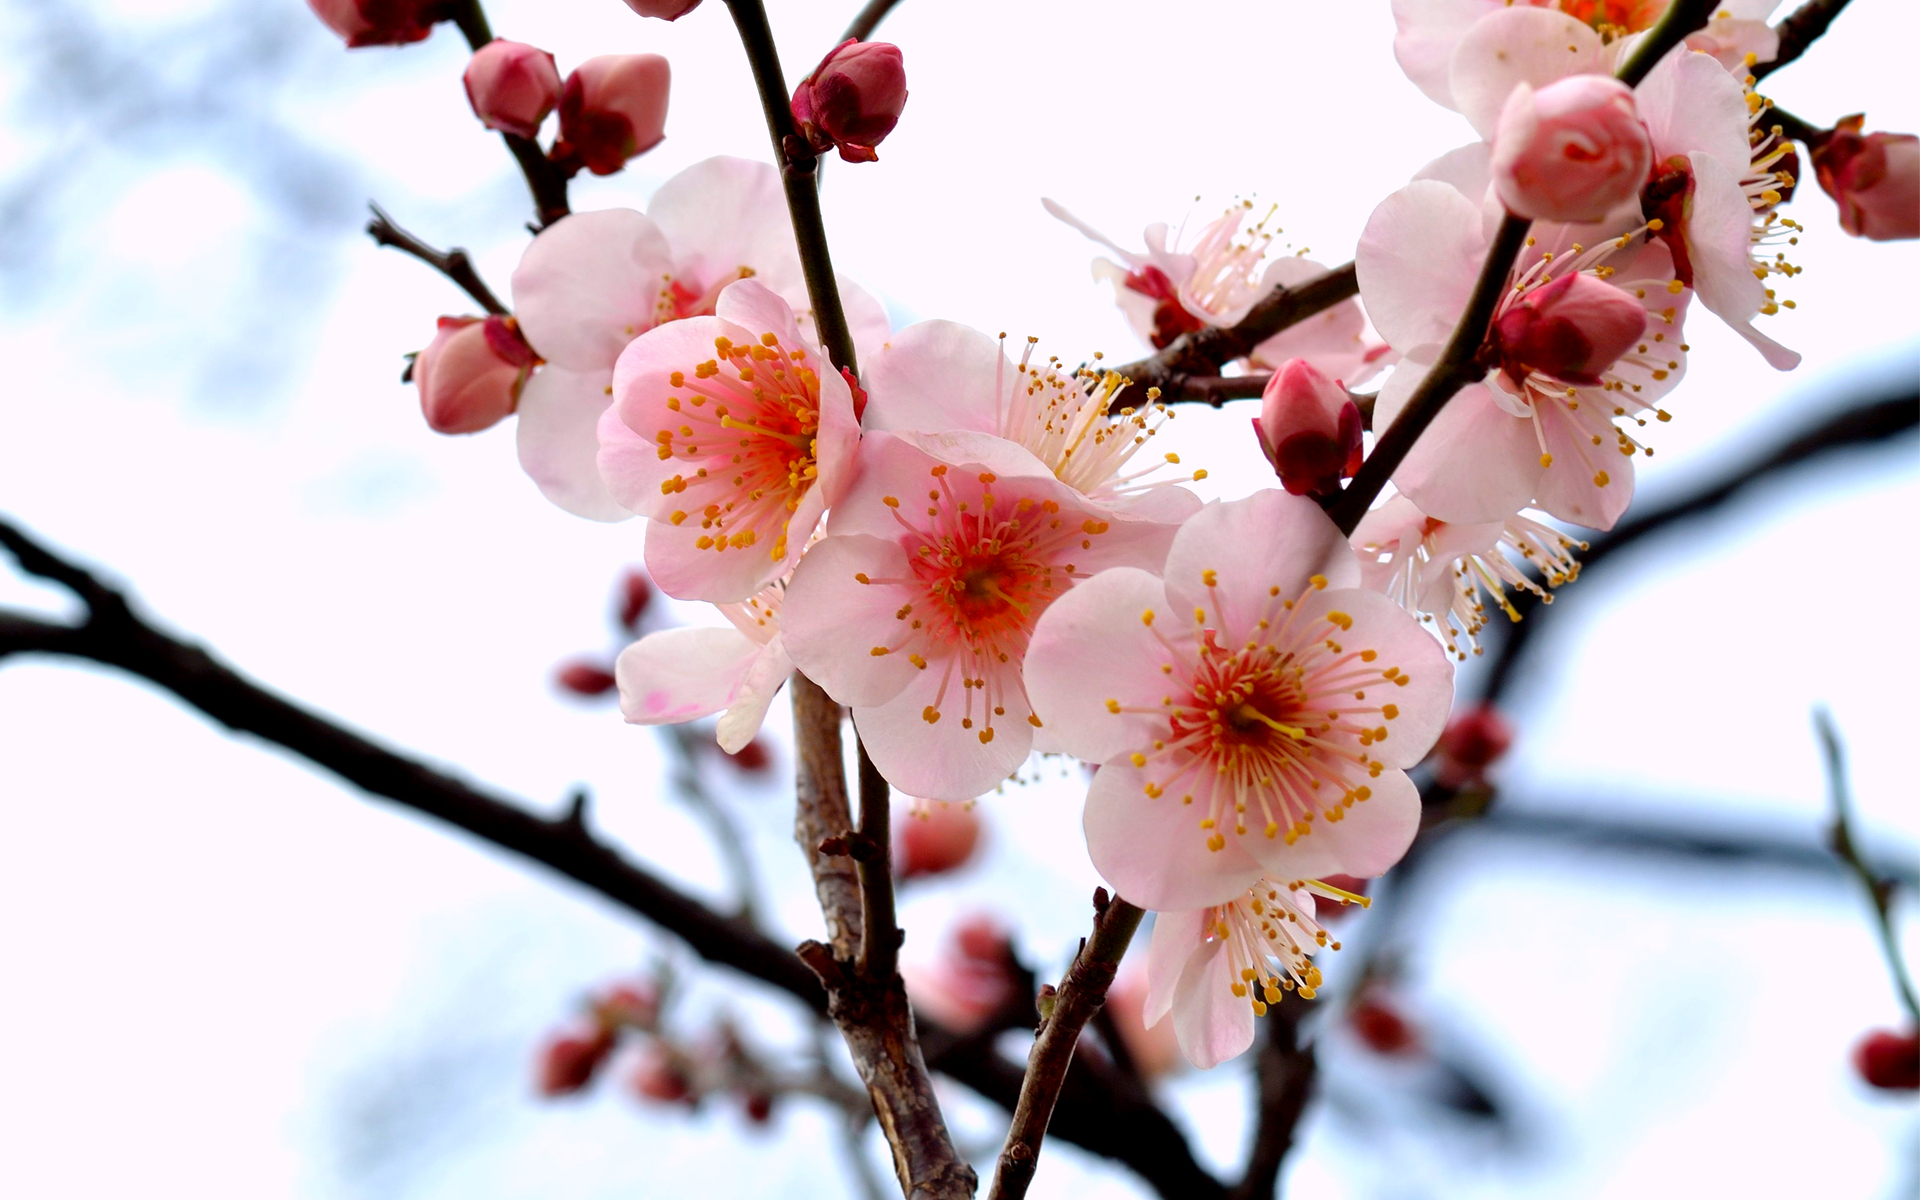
xmin=1852 ymin=1027 xmax=1920 ymax=1091
xmin=1434 ymin=704 xmax=1515 ymax=787
xmin=725 ymin=737 xmax=774 ymax=772
xmin=1812 ymin=117 xmax=1920 ymax=242
xmin=622 ymin=0 xmax=702 ymax=18
xmin=616 ymin=568 xmax=654 ymax=632
xmin=791 ymin=39 xmax=907 ymax=164
xmin=536 ymin=1027 xmax=615 ymax=1096
xmin=593 ymin=982 xmax=659 ymax=1030
xmin=463 ymin=41 xmax=561 ymax=140
xmin=1253 ymin=359 xmax=1364 ymax=498
xmin=415 ymin=315 xmax=534 ymax=435
xmin=741 ymin=1091 xmax=775 ymax=1124
xmin=308 ymin=0 xmax=451 ymax=47
xmin=897 ymin=801 xmax=983 ymax=879
xmin=1492 ymin=273 xmax=1647 ymax=387
xmin=555 ymin=659 xmax=619 ymax=697
xmin=629 ymin=1043 xmax=693 ymax=1104
xmin=554 ymin=55 xmax=671 ymax=176
xmin=1349 ymin=993 xmax=1421 ymax=1057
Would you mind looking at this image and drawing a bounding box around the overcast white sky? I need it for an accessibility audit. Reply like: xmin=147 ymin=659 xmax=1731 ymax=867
xmin=0 ymin=1 xmax=1915 ymax=1198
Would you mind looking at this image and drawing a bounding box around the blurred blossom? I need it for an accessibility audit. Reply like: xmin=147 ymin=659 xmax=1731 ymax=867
xmin=896 ymin=800 xmax=983 ymax=880
xmin=1104 ymin=969 xmax=1183 ymax=1079
xmin=536 ymin=1027 xmax=615 ymax=1096
xmin=791 ymin=39 xmax=908 ymax=163
xmin=1348 ymin=991 xmax=1422 ymax=1057
xmin=1312 ymin=873 xmax=1371 ymax=924
xmin=463 ymin=41 xmax=562 ymax=140
xmin=555 ymin=659 xmax=619 ymax=697
xmin=628 ymin=1042 xmax=694 ymax=1104
xmin=307 ymin=0 xmax=450 ymax=48
xmin=616 ymin=568 xmax=655 ymax=633
xmin=1433 ymin=703 xmax=1515 ymax=787
xmin=592 ymin=982 xmax=660 ymax=1030
xmin=724 ymin=737 xmax=773 ymax=772
xmin=623 ymin=0 xmax=703 ymax=19
xmin=1811 ymin=118 xmax=1920 ymax=242
xmin=1851 ymin=1028 xmax=1920 ymax=1091
xmin=902 ymin=915 xmax=1017 ymax=1034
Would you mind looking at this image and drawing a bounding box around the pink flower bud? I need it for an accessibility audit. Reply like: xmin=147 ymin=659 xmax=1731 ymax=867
xmin=615 ymin=568 xmax=655 ymax=632
xmin=463 ymin=41 xmax=561 ymax=139
xmin=415 ymin=315 xmax=534 ymax=435
xmin=1853 ymin=1027 xmax=1920 ymax=1091
xmin=1812 ymin=117 xmax=1920 ymax=242
xmin=1491 ymin=273 xmax=1647 ymax=387
xmin=1252 ymin=359 xmax=1363 ymax=498
xmin=308 ymin=0 xmax=449 ymax=47
xmin=724 ymin=738 xmax=773 ymax=772
xmin=903 ymin=914 xmax=1015 ymax=1034
xmin=791 ymin=39 xmax=907 ymax=164
xmin=896 ymin=801 xmax=983 ymax=880
xmin=554 ymin=55 xmax=671 ymax=176
xmin=536 ymin=1027 xmax=614 ymax=1096
xmin=628 ymin=1043 xmax=693 ymax=1104
xmin=1349 ymin=992 xmax=1421 ymax=1057
xmin=592 ymin=982 xmax=659 ymax=1030
xmin=622 ymin=0 xmax=702 ymax=18
xmin=1433 ymin=703 xmax=1515 ymax=787
xmin=555 ymin=659 xmax=619 ymax=697
xmin=1491 ymin=76 xmax=1652 ymax=224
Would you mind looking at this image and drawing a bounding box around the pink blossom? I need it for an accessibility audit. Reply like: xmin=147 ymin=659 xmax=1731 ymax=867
xmin=1432 ymin=702 xmax=1517 ymax=785
xmin=1812 ymin=119 xmax=1920 ymax=242
xmin=554 ymin=54 xmax=671 ymax=176
xmin=859 ymin=321 xmax=1203 ymax=523
xmin=902 ymin=915 xmax=1017 ymax=1034
xmin=1024 ymin=492 xmax=1452 ymax=911
xmin=509 ymin=157 xmax=889 ymax=520
xmin=1352 ymin=494 xmax=1582 ymax=659
xmin=599 ymin=280 xmax=860 ymax=603
xmin=1492 ymin=76 xmax=1652 ymax=223
xmin=463 ymin=41 xmax=561 ymax=139
xmin=791 ymin=40 xmax=908 ymax=164
xmin=415 ymin=315 xmax=534 ymax=434
xmin=616 ymin=576 xmax=792 ymax=751
xmin=782 ymin=431 xmax=1178 ymax=800
xmin=1252 ymin=359 xmax=1363 ymax=498
xmin=1852 ymin=1027 xmax=1920 ymax=1091
xmin=1142 ymin=876 xmax=1367 ymax=1069
xmin=1103 ymin=970 xmax=1184 ymax=1080
xmin=897 ymin=799 xmax=984 ymax=879
xmin=623 ymin=0 xmax=702 ymax=18
xmin=307 ymin=0 xmax=449 ymax=47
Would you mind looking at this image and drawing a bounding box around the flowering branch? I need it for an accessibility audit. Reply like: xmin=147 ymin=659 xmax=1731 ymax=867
xmin=843 ymin=0 xmax=907 ymax=43
xmin=1753 ymin=0 xmax=1856 ymax=82
xmin=1813 ymin=708 xmax=1920 ymax=1026
xmin=448 ymin=0 xmax=571 ymax=229
xmin=365 ymin=203 xmax=509 ymax=315
xmin=987 ymin=890 xmax=1145 ymax=1200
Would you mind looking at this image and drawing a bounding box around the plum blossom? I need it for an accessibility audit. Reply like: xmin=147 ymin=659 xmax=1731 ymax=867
xmin=415 ymin=315 xmax=535 ymax=434
xmin=1042 ymin=199 xmax=1388 ymax=385
xmin=1491 ymin=75 xmax=1652 ymax=223
xmin=1811 ymin=119 xmax=1920 ymax=242
xmin=1252 ymin=359 xmax=1364 ymax=498
xmin=1352 ymin=494 xmax=1584 ymax=660
xmin=616 ymin=577 xmax=791 ymax=752
xmin=510 ymin=156 xmax=887 ymax=520
xmin=791 ymin=39 xmax=909 ymax=164
xmin=861 ymin=322 xmax=1204 ymax=522
xmin=782 ymin=431 xmax=1178 ymax=800
xmin=599 ymin=279 xmax=860 ymax=603
xmin=1144 ymin=876 xmax=1368 ymax=1068
xmin=1024 ymin=492 xmax=1453 ymax=911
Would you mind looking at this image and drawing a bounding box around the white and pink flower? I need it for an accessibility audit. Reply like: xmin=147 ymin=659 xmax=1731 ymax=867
xmin=1024 ymin=492 xmax=1453 ymax=911
xmin=782 ymin=430 xmax=1178 ymax=800
xmin=598 ymin=279 xmax=860 ymax=602
xmin=615 ymin=577 xmax=792 ymax=752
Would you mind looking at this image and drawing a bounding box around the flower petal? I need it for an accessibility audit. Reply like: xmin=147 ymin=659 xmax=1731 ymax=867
xmin=1635 ymin=49 xmax=1752 ymax=173
xmin=1163 ymin=492 xmax=1360 ymax=645
xmin=517 ymin=366 xmax=630 ymax=521
xmin=862 ymin=320 xmax=1008 ymax=436
xmin=647 ymin=156 xmax=804 ymax=302
xmin=1449 ymin=7 xmax=1607 ymax=141
xmin=1169 ymin=937 xmax=1256 ymax=1070
xmin=1531 ymin=402 xmax=1638 ymax=530
xmin=512 ymin=208 xmax=673 ymax=370
xmin=716 ymin=634 xmax=792 ymax=752
xmin=1144 ymin=908 xmax=1208 ymax=1028
xmin=1357 ymin=181 xmax=1487 ymax=352
xmin=853 ymin=661 xmax=1034 ymax=801
xmin=1025 ymin=567 xmax=1183 ymax=763
xmin=1084 ymin=758 xmax=1265 ymax=912
xmin=1245 ymin=766 xmax=1422 ymax=881
xmin=1373 ymin=356 xmax=1543 ymax=524
xmin=1391 ymin=0 xmax=1504 ymax=108
xmin=616 ymin=625 xmax=763 ymax=726
xmin=1307 ymin=588 xmax=1454 ymax=769
xmin=780 ymin=534 xmax=924 ymax=707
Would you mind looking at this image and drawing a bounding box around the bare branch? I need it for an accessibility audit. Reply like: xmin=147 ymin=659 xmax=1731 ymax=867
xmin=1228 ymin=1006 xmax=1317 ymax=1200
xmin=1814 ymin=709 xmax=1920 ymax=1025
xmin=1753 ymin=0 xmax=1856 ymax=81
xmin=365 ymin=204 xmax=509 ymax=315
xmin=843 ymin=0 xmax=907 ymax=43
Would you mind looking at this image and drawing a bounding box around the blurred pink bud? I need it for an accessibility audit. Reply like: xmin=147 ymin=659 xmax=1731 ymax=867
xmin=904 ymin=914 xmax=1015 ymax=1034
xmin=623 ymin=0 xmax=702 ymax=17
xmin=416 ymin=315 xmax=534 ymax=435
xmin=537 ymin=1027 xmax=615 ymax=1095
xmin=593 ymin=982 xmax=659 ymax=1030
xmin=1491 ymin=273 xmax=1646 ymax=387
xmin=1313 ymin=873 xmax=1371 ymax=924
xmin=463 ymin=41 xmax=561 ymax=139
xmin=724 ymin=737 xmax=774 ymax=773
xmin=1491 ymin=76 xmax=1652 ymax=223
xmin=554 ymin=55 xmax=671 ymax=176
xmin=897 ymin=802 xmax=982 ymax=880
xmin=1252 ymin=359 xmax=1363 ymax=498
xmin=741 ymin=1091 xmax=775 ymax=1124
xmin=1853 ymin=1028 xmax=1919 ymax=1091
xmin=791 ymin=39 xmax=907 ymax=164
xmin=1434 ymin=704 xmax=1515 ymax=786
xmin=629 ymin=1043 xmax=693 ymax=1104
xmin=1104 ymin=971 xmax=1182 ymax=1080
xmin=1812 ymin=117 xmax=1920 ymax=242
xmin=615 ymin=568 xmax=655 ymax=632
xmin=308 ymin=0 xmax=449 ymax=47
xmin=556 ymin=659 xmax=619 ymax=697
xmin=1349 ymin=992 xmax=1421 ymax=1057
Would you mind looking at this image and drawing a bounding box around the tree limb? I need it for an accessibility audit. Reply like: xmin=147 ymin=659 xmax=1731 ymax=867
xmin=1753 ymin=0 xmax=1855 ymax=81
xmin=843 ymin=0 xmax=907 ymax=43
xmin=1227 ymin=1005 xmax=1317 ymax=1200
xmin=365 ymin=203 xmax=509 ymax=315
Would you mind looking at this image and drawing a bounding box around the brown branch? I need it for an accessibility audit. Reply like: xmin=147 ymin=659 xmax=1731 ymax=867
xmin=446 ymin=0 xmax=570 ymax=229
xmin=1815 ymin=708 xmax=1920 ymax=1025
xmin=988 ymin=891 xmax=1145 ymax=1200
xmin=856 ymin=741 xmax=900 ymax=982
xmin=365 ymin=203 xmax=509 ymax=315
xmin=1227 ymin=1005 xmax=1317 ymax=1200
xmin=843 ymin=0 xmax=907 ymax=42
xmin=1156 ymin=373 xmax=1270 ymax=408
xmin=1753 ymin=0 xmax=1855 ymax=81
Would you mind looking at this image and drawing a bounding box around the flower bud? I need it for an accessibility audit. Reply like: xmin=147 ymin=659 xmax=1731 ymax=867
xmin=725 ymin=737 xmax=773 ymax=772
xmin=592 ymin=982 xmax=659 ymax=1030
xmin=1812 ymin=117 xmax=1920 ymax=242
xmin=1252 ymin=359 xmax=1363 ymax=498
xmin=1433 ymin=703 xmax=1515 ymax=787
xmin=463 ymin=41 xmax=561 ymax=139
xmin=554 ymin=55 xmax=671 ymax=176
xmin=629 ymin=1043 xmax=693 ymax=1104
xmin=615 ymin=568 xmax=654 ymax=632
xmin=1349 ymin=992 xmax=1421 ymax=1057
xmin=1491 ymin=76 xmax=1652 ymax=223
xmin=741 ymin=1091 xmax=775 ymax=1124
xmin=790 ymin=39 xmax=907 ymax=164
xmin=902 ymin=914 xmax=1015 ymax=1034
xmin=1852 ymin=1027 xmax=1920 ymax=1091
xmin=622 ymin=0 xmax=702 ymax=18
xmin=308 ymin=0 xmax=449 ymax=47
xmin=555 ymin=659 xmax=619 ymax=697
xmin=415 ymin=315 xmax=533 ymax=435
xmin=1491 ymin=273 xmax=1647 ymax=387
xmin=896 ymin=801 xmax=983 ymax=880
xmin=536 ymin=1027 xmax=615 ymax=1096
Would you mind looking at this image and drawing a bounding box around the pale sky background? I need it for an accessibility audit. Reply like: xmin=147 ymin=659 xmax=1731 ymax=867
xmin=0 ymin=1 xmax=1915 ymax=1198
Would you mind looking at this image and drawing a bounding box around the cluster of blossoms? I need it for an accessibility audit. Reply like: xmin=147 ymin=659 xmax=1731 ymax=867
xmin=334 ymin=0 xmax=1914 ymax=1075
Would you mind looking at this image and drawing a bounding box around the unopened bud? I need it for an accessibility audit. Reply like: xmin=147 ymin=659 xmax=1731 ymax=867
xmin=725 ymin=737 xmax=773 ymax=772
xmin=554 ymin=55 xmax=671 ymax=176
xmin=1812 ymin=117 xmax=1920 ymax=242
xmin=615 ymin=568 xmax=654 ymax=632
xmin=790 ymin=39 xmax=907 ymax=164
xmin=1491 ymin=273 xmax=1647 ymax=387
xmin=741 ymin=1091 xmax=775 ymax=1124
xmin=1349 ymin=992 xmax=1421 ymax=1057
xmin=463 ymin=41 xmax=561 ymax=139
xmin=308 ymin=0 xmax=449 ymax=47
xmin=556 ymin=659 xmax=619 ymax=697
xmin=1852 ymin=1027 xmax=1920 ymax=1091
xmin=416 ymin=315 xmax=534 ymax=435
xmin=622 ymin=0 xmax=702 ymax=18
xmin=896 ymin=801 xmax=983 ymax=880
xmin=629 ymin=1043 xmax=693 ymax=1104
xmin=1434 ymin=703 xmax=1515 ymax=787
xmin=1035 ymin=984 xmax=1058 ymax=1022
xmin=1491 ymin=76 xmax=1652 ymax=223
xmin=593 ymin=982 xmax=659 ymax=1030
xmin=536 ymin=1027 xmax=615 ymax=1096
xmin=1253 ymin=359 xmax=1363 ymax=498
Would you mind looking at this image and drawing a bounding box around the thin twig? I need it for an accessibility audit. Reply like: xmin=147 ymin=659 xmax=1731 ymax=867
xmin=988 ymin=892 xmax=1145 ymax=1200
xmin=1753 ymin=0 xmax=1855 ymax=81
xmin=842 ymin=0 xmax=906 ymax=43
xmin=856 ymin=741 xmax=899 ymax=982
xmin=1814 ymin=708 xmax=1920 ymax=1025
xmin=663 ymin=724 xmax=764 ymax=924
xmin=365 ymin=204 xmax=509 ymax=315
xmin=447 ymin=0 xmax=571 ymax=229
xmin=1154 ymin=373 xmax=1270 ymax=407
xmin=1228 ymin=1005 xmax=1317 ymax=1200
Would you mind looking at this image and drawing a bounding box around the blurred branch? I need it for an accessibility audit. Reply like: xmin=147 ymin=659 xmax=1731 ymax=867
xmin=989 ymin=892 xmax=1144 ymax=1200
xmin=1229 ymin=1004 xmax=1317 ymax=1200
xmin=447 ymin=0 xmax=571 ymax=229
xmin=365 ymin=204 xmax=508 ymax=315
xmin=1753 ymin=0 xmax=1855 ymax=81
xmin=662 ymin=725 xmax=764 ymax=923
xmin=843 ymin=0 xmax=906 ymax=42
xmin=1814 ymin=709 xmax=1920 ymax=1025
